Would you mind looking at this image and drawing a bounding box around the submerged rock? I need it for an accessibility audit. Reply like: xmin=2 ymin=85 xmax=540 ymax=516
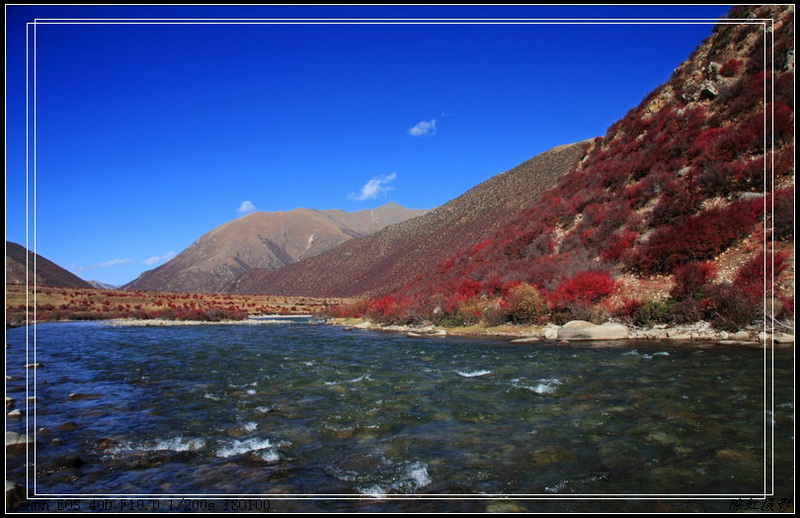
xmin=68 ymin=393 xmax=103 ymax=400
xmin=6 ymin=479 xmax=25 ymax=509
xmin=531 ymin=445 xmax=574 ymax=465
xmin=510 ymin=337 xmax=540 ymax=343
xmin=557 ymin=321 xmax=629 ymax=341
xmin=486 ymin=500 xmax=529 ymax=513
xmin=6 ymin=431 xmax=35 ymax=453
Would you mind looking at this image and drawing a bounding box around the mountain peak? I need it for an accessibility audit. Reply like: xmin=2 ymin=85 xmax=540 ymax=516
xmin=123 ymin=204 xmax=427 ymax=293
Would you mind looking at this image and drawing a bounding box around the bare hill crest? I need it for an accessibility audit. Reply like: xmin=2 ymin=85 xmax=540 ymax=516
xmin=122 ymin=203 xmax=426 ymax=294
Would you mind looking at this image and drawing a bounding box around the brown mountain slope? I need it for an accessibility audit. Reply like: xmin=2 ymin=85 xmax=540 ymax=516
xmin=229 ymin=142 xmax=587 ymax=297
xmin=6 ymin=241 xmax=93 ymax=289
xmin=122 ymin=203 xmax=426 ymax=294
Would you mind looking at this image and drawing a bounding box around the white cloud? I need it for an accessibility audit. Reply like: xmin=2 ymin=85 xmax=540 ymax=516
xmin=408 ymin=119 xmax=437 ymax=136
xmin=349 ymin=172 xmax=398 ymax=201
xmin=142 ymin=251 xmax=176 ymax=265
xmin=99 ymin=258 xmax=133 ymax=268
xmin=238 ymin=200 xmax=256 ymax=213
xmin=75 ymin=258 xmax=133 ymax=271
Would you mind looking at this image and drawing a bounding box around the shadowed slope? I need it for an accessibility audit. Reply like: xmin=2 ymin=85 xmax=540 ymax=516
xmin=6 ymin=241 xmax=93 ymax=289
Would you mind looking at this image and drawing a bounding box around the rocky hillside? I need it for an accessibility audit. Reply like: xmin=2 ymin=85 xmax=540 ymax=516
xmin=342 ymin=5 xmax=794 ymax=331
xmin=229 ymin=141 xmax=586 ymax=297
xmin=6 ymin=241 xmax=94 ymax=289
xmin=123 ymin=203 xmax=426 ymax=294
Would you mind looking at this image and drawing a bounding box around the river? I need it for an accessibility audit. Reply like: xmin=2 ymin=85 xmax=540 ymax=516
xmin=5 ymin=320 xmax=794 ymax=512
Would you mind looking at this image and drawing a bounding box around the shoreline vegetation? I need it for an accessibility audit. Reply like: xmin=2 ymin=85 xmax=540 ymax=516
xmin=9 ymin=309 xmax=794 ymax=349
xmin=325 ymin=317 xmax=794 ymax=348
xmin=5 ymin=284 xmax=793 ymax=347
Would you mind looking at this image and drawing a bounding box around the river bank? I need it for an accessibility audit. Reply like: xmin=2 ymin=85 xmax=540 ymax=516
xmin=326 ymin=317 xmax=794 ymax=348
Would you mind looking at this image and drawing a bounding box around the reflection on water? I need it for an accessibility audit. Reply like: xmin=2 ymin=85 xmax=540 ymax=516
xmin=6 ymin=321 xmax=793 ymax=512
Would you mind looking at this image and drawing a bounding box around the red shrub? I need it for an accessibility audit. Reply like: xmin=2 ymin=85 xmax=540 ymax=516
xmin=634 ymin=200 xmax=763 ymax=274
xmin=600 ymin=231 xmax=638 ymax=262
xmin=692 ymin=127 xmax=727 ymax=159
xmin=649 ymin=184 xmax=703 ymax=226
xmin=774 ymin=144 xmax=794 ymax=177
xmin=553 ymin=271 xmax=616 ymax=305
xmin=771 ymin=102 xmax=794 ymax=144
xmin=720 ymin=58 xmax=742 ymax=77
xmin=527 ymin=255 xmax=560 ymax=290
xmin=735 ymin=249 xmax=792 ymax=299
xmin=368 ymin=295 xmax=404 ymax=322
xmin=455 ymin=279 xmax=482 ymax=300
xmin=771 ymin=188 xmax=794 ymax=241
xmin=670 ymin=261 xmax=716 ymax=300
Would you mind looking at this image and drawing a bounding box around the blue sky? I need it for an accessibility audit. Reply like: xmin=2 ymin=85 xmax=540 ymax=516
xmin=5 ymin=4 xmax=732 ymax=287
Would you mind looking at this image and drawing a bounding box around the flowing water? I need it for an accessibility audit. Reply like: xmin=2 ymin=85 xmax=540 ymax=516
xmin=6 ymin=320 xmax=794 ymax=512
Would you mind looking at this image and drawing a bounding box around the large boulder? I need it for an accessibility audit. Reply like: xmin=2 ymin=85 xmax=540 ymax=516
xmin=557 ymin=320 xmax=629 ymax=341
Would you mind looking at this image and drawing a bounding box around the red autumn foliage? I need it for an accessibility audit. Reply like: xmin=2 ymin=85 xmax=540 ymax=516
xmin=720 ymin=58 xmax=742 ymax=77
xmin=552 ymin=271 xmax=616 ymax=306
xmin=670 ymin=261 xmax=717 ymax=300
xmin=633 ymin=199 xmax=763 ymax=274
xmin=770 ymin=102 xmax=794 ymax=144
xmin=734 ymin=249 xmax=792 ymax=299
xmin=346 ymin=8 xmax=792 ymax=329
xmin=600 ymin=231 xmax=638 ymax=262
xmin=771 ymin=188 xmax=794 ymax=241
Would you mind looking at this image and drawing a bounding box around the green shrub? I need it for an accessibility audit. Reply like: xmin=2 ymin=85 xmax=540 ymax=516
xmin=633 ymin=300 xmax=675 ymax=326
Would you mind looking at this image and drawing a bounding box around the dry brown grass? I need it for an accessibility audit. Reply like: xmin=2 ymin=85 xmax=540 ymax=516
xmin=5 ymin=284 xmax=348 ymax=326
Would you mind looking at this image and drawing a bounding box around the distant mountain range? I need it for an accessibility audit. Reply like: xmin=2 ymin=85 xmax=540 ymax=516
xmin=87 ymin=280 xmax=119 ymax=290
xmin=6 ymin=241 xmax=93 ymax=289
xmin=123 ymin=203 xmax=427 ymax=293
xmin=229 ymin=142 xmax=586 ymax=297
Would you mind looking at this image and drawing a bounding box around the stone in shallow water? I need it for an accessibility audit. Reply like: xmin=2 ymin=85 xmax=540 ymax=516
xmin=598 ymin=441 xmax=646 ymax=470
xmin=557 ymin=321 xmax=629 ymax=341
xmin=6 ymin=431 xmax=35 ymax=453
xmin=510 ymin=337 xmax=540 ymax=343
xmin=531 ymin=445 xmax=574 ymax=465
xmin=486 ymin=500 xmax=529 ymax=513
xmin=68 ymin=393 xmax=103 ymax=400
xmin=714 ymin=448 xmax=760 ymax=464
xmin=647 ymin=431 xmax=681 ymax=446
